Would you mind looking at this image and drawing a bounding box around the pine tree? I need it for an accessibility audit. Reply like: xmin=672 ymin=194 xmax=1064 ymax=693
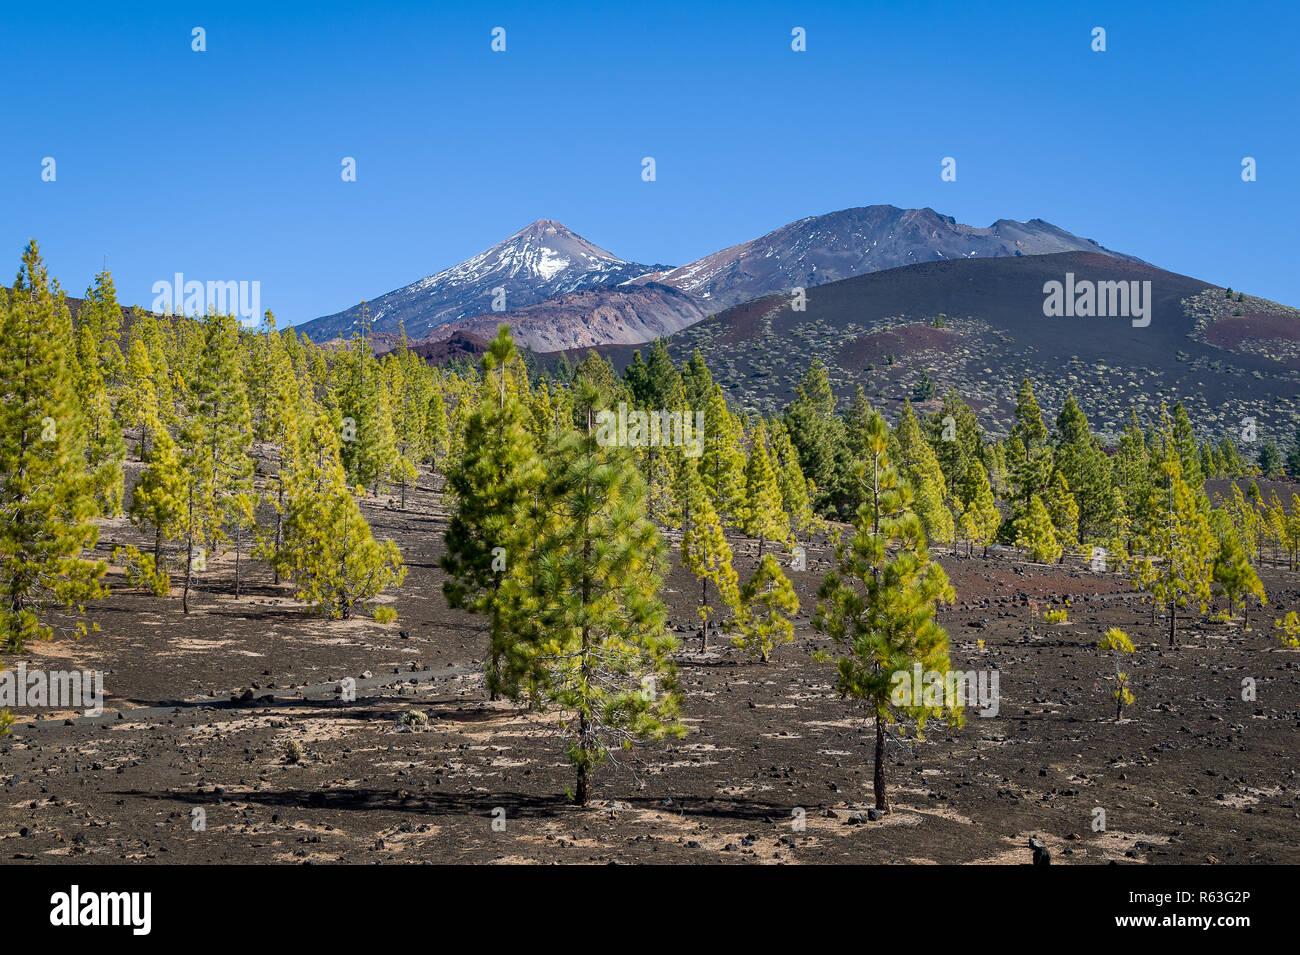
xmin=1115 ymin=410 xmax=1153 ymax=553
xmin=957 ymin=457 xmax=1000 ymax=557
xmin=1097 ymin=628 xmax=1135 ymax=721
xmin=392 ymin=454 xmax=417 ymax=510
xmin=276 ymin=409 xmax=406 ymax=618
xmin=680 ymin=347 xmax=714 ymax=410
xmin=784 ymin=359 xmax=847 ymax=515
xmin=177 ymin=313 xmax=255 ymax=609
xmin=523 ymin=399 xmax=684 ymax=804
xmin=1170 ymin=403 xmax=1204 ymax=489
xmin=424 ymin=384 xmax=451 ymax=475
xmin=767 ymin=419 xmax=816 ymax=535
xmin=622 ymin=350 xmax=651 ymax=407
xmin=740 ymin=424 xmax=788 ymax=557
xmin=843 ymin=384 xmax=877 ymax=491
xmin=1257 ymin=441 xmax=1284 ymax=477
xmin=733 ymin=553 xmax=799 ymax=663
xmin=677 ymin=454 xmax=739 ymax=650
xmin=131 ymin=308 xmax=176 ymax=430
xmin=440 ymin=328 xmax=543 ymax=700
xmin=644 ymin=338 xmax=685 ymax=409
xmin=127 ymin=427 xmax=186 ymax=585
xmin=894 ymin=403 xmax=954 ymax=552
xmin=928 ymin=389 xmax=983 ymax=494
xmin=251 ymin=318 xmax=301 ymax=583
xmin=120 ymin=337 xmax=159 ymax=459
xmin=0 ymin=242 xmax=107 ymax=651
xmin=1212 ymin=533 xmax=1266 ymax=628
xmin=74 ymin=321 xmax=126 ymax=516
xmin=1006 ymin=379 xmax=1053 ymax=533
xmin=1217 ymin=435 xmax=1248 ymax=477
xmin=1276 ymin=611 xmax=1300 ymax=648
xmin=337 ymin=316 xmax=397 ymax=494
xmin=80 ymin=268 xmax=126 ymax=392
xmin=813 ymin=409 xmax=958 ymax=812
xmin=1043 ymin=470 xmax=1080 ymax=562
xmin=1285 ymin=426 xmax=1300 ymax=478
xmin=1141 ymin=442 xmax=1215 ymax=646
xmin=1053 ymin=394 xmax=1114 ymax=544
xmin=1017 ymin=494 xmax=1061 ymax=564
xmin=699 ymin=384 xmax=746 ymax=524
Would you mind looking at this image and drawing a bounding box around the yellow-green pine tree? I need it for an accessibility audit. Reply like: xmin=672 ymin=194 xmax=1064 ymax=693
xmin=813 ymin=409 xmax=958 ymax=812
xmin=678 ymin=454 xmax=739 ymax=650
xmin=734 ymin=553 xmax=799 ymax=663
xmin=0 ymin=242 xmax=107 ymax=653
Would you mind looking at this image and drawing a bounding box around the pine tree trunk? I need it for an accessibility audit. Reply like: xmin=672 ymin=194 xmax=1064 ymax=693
xmin=489 ymin=646 xmax=500 ymax=703
xmin=873 ymin=714 xmax=889 ymax=813
xmin=182 ymin=487 xmax=194 ymax=615
xmin=575 ymin=741 xmax=589 ymax=806
xmin=1168 ymin=601 xmax=1177 ymax=647
xmin=700 ymin=577 xmax=709 ymax=650
xmin=273 ymin=476 xmax=283 ymax=585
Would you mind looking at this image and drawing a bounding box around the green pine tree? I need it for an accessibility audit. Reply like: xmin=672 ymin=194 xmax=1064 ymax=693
xmin=523 ymin=397 xmax=684 ymax=804
xmin=177 ymin=313 xmax=255 ymax=608
xmin=275 ymin=409 xmax=406 ymax=619
xmin=1017 ymin=494 xmax=1061 ymax=563
xmin=1053 ymin=394 xmax=1114 ymax=544
xmin=1140 ymin=438 xmax=1215 ymax=646
xmin=1212 ymin=532 xmax=1266 ymax=628
xmin=699 ymin=384 xmax=746 ymax=524
xmin=813 ymin=409 xmax=958 ymax=812
xmin=0 ymin=242 xmax=108 ymax=652
xmin=894 ymin=403 xmax=954 ymax=552
xmin=740 ymin=424 xmax=788 ymax=557
xmin=733 ymin=553 xmax=799 ymax=663
xmin=440 ymin=327 xmax=544 ymax=700
xmin=126 ymin=427 xmax=186 ymax=590
xmin=1043 ymin=470 xmax=1080 ymax=562
xmin=678 ymin=454 xmax=740 ymax=650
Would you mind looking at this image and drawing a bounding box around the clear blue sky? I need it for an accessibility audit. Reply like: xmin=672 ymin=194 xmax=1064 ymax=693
xmin=3 ymin=0 xmax=1296 ymax=324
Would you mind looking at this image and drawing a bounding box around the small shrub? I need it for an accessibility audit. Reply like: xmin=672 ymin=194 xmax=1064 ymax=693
xmin=282 ymin=738 xmax=305 ymax=764
xmin=373 ymin=606 xmax=398 ymax=624
xmin=1098 ymin=628 xmax=1136 ymax=720
xmin=397 ymin=709 xmax=429 ymax=732
xmin=1043 ymin=607 xmax=1068 ymax=624
xmin=1276 ymin=611 xmax=1300 ymax=648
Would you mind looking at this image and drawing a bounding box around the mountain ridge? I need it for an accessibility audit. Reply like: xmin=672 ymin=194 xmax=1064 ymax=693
xmin=297 ymin=205 xmax=1140 ymax=349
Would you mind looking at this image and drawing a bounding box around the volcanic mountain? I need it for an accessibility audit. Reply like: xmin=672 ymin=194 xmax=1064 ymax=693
xmin=629 ymin=205 xmax=1141 ymax=311
xmin=298 ymin=220 xmax=668 ymax=342
xmin=301 ymin=206 xmax=1138 ymax=349
xmin=582 ymin=251 xmax=1300 ymax=445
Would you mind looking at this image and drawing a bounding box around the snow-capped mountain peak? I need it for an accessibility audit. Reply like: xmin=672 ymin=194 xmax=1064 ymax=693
xmin=299 ymin=220 xmax=662 ymax=341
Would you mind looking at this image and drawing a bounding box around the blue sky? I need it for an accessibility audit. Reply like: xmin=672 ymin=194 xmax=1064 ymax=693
xmin=2 ymin=0 xmax=1296 ymax=324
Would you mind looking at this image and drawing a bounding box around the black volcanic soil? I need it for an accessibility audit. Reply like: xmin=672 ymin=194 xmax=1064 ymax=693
xmin=2 ymin=477 xmax=1298 ymax=865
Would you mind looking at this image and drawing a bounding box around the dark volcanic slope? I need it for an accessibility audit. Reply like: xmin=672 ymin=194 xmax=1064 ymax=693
xmin=427 ymin=282 xmax=709 ymax=353
xmin=631 ymin=205 xmax=1140 ymax=312
xmin=590 ymin=251 xmax=1300 ymax=444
